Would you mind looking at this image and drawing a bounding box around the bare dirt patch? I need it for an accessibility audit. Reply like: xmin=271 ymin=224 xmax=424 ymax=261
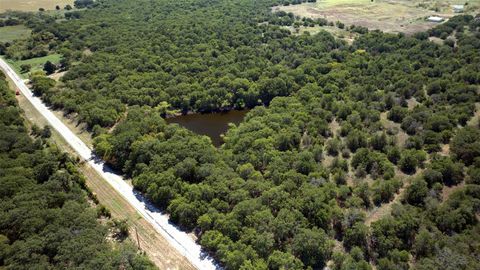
xmin=441 ymin=182 xmax=465 ymax=201
xmin=467 ymin=102 xmax=480 ymax=127
xmin=329 ymin=118 xmax=341 ymax=136
xmin=380 ymin=112 xmax=408 ymax=147
xmin=48 ymin=70 xmax=66 ymax=81
xmin=407 ymin=97 xmax=420 ymax=110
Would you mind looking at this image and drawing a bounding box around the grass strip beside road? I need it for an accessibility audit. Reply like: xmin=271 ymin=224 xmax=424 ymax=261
xmin=2 ymin=54 xmax=62 ymax=78
xmin=5 ymin=75 xmax=196 ymax=270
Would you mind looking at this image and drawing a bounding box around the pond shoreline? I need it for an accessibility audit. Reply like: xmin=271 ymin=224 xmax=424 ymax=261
xmin=165 ymin=108 xmax=250 ymax=147
xmin=164 ymin=106 xmax=248 ymax=119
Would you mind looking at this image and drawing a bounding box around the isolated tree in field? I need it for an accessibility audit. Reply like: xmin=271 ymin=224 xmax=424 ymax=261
xmin=65 ymin=4 xmax=72 ymax=10
xmin=43 ymin=61 xmax=56 ymax=75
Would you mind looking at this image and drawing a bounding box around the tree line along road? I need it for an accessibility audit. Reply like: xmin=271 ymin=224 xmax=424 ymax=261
xmin=0 ymin=58 xmax=218 ymax=270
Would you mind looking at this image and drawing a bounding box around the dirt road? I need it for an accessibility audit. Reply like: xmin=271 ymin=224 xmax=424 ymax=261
xmin=0 ymin=58 xmax=218 ymax=270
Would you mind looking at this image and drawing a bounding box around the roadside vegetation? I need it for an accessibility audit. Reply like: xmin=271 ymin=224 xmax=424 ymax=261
xmin=0 ymin=73 xmax=155 ymax=268
xmin=1 ymin=0 xmax=480 ymax=269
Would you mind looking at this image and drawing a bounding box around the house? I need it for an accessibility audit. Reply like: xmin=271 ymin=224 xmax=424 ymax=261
xmin=427 ymin=16 xmax=444 ymax=22
xmin=452 ymin=5 xmax=464 ymax=13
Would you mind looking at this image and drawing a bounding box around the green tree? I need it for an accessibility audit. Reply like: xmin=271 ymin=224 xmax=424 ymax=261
xmin=292 ymin=228 xmax=332 ymax=268
xmin=43 ymin=61 xmax=56 ymax=75
xmin=404 ymin=178 xmax=428 ymax=206
xmin=451 ymin=127 xmax=480 ymax=165
xmin=20 ymin=64 xmax=31 ymax=73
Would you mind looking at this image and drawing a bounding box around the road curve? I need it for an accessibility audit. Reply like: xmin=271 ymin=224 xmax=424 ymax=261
xmin=0 ymin=58 xmax=218 ymax=270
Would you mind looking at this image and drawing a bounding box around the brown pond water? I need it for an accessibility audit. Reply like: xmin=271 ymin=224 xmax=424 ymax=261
xmin=166 ymin=110 xmax=248 ymax=146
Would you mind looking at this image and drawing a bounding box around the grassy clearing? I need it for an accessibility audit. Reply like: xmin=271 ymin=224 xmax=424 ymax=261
xmin=0 ymin=25 xmax=31 ymax=42
xmin=0 ymin=0 xmax=74 ymax=12
xmin=3 ymin=72 xmax=196 ymax=270
xmin=274 ymin=0 xmax=480 ymax=35
xmin=284 ymin=25 xmax=357 ymax=43
xmin=3 ymin=54 xmax=62 ymax=78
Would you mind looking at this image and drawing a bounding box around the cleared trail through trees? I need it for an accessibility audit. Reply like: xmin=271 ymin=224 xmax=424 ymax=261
xmin=0 ymin=58 xmax=218 ymax=270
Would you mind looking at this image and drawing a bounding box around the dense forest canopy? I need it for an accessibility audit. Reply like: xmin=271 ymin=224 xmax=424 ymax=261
xmin=0 ymin=74 xmax=155 ymax=269
xmin=1 ymin=0 xmax=480 ymax=269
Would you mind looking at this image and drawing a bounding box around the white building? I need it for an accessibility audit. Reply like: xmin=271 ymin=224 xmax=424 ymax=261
xmin=452 ymin=5 xmax=465 ymax=13
xmin=427 ymin=16 xmax=444 ymax=23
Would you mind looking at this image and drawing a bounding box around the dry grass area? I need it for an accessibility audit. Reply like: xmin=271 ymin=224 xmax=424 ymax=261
xmin=467 ymin=102 xmax=480 ymax=127
xmin=0 ymin=0 xmax=74 ymax=12
xmin=274 ymin=0 xmax=480 ymax=35
xmin=0 ymin=25 xmax=31 ymax=42
xmin=380 ymin=112 xmax=408 ymax=147
xmin=48 ymin=70 xmax=67 ymax=81
xmin=407 ymin=97 xmax=420 ymax=110
xmin=440 ymin=143 xmax=450 ymax=156
xmin=284 ymin=25 xmax=357 ymax=43
xmin=441 ymin=181 xmax=465 ymax=201
xmin=5 ymin=76 xmax=196 ymax=270
xmin=365 ymin=170 xmax=416 ymax=226
xmin=329 ymin=118 xmax=341 ymax=136
xmin=51 ymin=109 xmax=94 ymax=147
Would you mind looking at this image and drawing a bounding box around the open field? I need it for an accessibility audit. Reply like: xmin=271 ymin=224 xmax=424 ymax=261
xmin=0 ymin=0 xmax=74 ymax=12
xmin=3 ymin=72 xmax=196 ymax=270
xmin=0 ymin=25 xmax=31 ymax=42
xmin=274 ymin=0 xmax=480 ymax=35
xmin=284 ymin=24 xmax=357 ymax=43
xmin=2 ymin=54 xmax=62 ymax=78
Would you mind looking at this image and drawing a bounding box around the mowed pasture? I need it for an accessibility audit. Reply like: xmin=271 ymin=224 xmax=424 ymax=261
xmin=0 ymin=0 xmax=74 ymax=12
xmin=274 ymin=0 xmax=480 ymax=35
xmin=0 ymin=25 xmax=31 ymax=42
xmin=2 ymin=53 xmax=62 ymax=78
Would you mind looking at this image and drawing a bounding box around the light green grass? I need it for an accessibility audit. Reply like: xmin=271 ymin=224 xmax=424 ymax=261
xmin=0 ymin=0 xmax=74 ymax=12
xmin=0 ymin=25 xmax=31 ymax=42
xmin=2 ymin=54 xmax=62 ymax=78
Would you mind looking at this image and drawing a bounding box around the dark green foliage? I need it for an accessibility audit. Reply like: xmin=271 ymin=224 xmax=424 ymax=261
xmin=404 ymin=178 xmax=428 ymax=206
xmin=343 ymin=222 xmax=369 ymax=250
xmin=30 ymin=75 xmax=55 ymax=96
xmin=399 ymin=150 xmax=426 ymax=174
xmin=0 ymin=76 xmax=154 ymax=269
xmin=43 ymin=60 xmax=56 ymax=75
xmin=291 ymin=228 xmax=332 ymax=268
xmin=451 ymin=127 xmax=480 ymax=165
xmin=5 ymin=1 xmax=480 ymax=268
xmin=429 ymin=155 xmax=464 ymax=186
xmin=433 ymin=185 xmax=479 ymax=233
xmin=351 ymin=148 xmax=394 ymax=179
xmin=371 ymin=178 xmax=402 ymax=205
xmin=20 ymin=64 xmax=30 ymax=73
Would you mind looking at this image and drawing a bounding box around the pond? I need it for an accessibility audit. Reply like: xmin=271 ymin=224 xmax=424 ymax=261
xmin=166 ymin=110 xmax=248 ymax=147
